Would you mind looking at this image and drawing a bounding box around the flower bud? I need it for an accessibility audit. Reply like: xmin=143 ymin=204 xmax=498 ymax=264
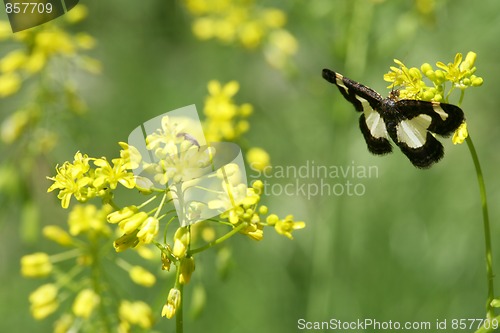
xmin=72 ymin=289 xmax=99 ymax=318
xmin=179 ymin=257 xmax=195 ymax=285
xmin=118 ymin=211 xmax=148 ymax=234
xmin=172 ymin=227 xmax=190 ymax=258
xmin=42 ymin=226 xmax=73 ymax=246
xmin=21 ymin=252 xmax=52 ymax=277
xmin=162 ymin=288 xmax=181 ymax=319
xmin=107 ymin=206 xmax=138 ymax=224
xmin=129 ymin=266 xmax=156 ymax=287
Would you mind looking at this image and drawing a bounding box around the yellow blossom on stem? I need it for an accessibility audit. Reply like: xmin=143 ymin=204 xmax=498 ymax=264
xmin=137 ymin=216 xmax=159 ymax=244
xmin=452 ymin=122 xmax=468 ymax=145
xmin=119 ymin=300 xmax=154 ymax=329
xmin=0 ymin=72 xmax=22 ymax=97
xmin=118 ymin=211 xmax=148 ymax=235
xmin=114 ymin=230 xmax=140 ymax=252
xmin=107 ymin=206 xmax=138 ymax=224
xmin=53 ymin=314 xmax=73 ymax=333
xmin=273 ymin=214 xmax=306 ymax=240
xmin=173 ymin=227 xmax=190 ymax=258
xmin=162 ymin=288 xmax=181 ymax=319
xmin=68 ymin=204 xmax=111 ymax=236
xmin=72 ymin=289 xmax=99 ymax=318
xmin=42 ymin=225 xmax=73 ymax=246
xmin=179 ymin=257 xmax=195 ymax=284
xmin=47 ymin=152 xmax=93 ymax=209
xmin=29 ymin=284 xmax=59 ymax=319
xmin=247 ymin=147 xmax=270 ymax=172
xmin=129 ymin=266 xmax=156 ymax=287
xmin=93 ymin=157 xmax=136 ymax=190
xmin=21 ymin=252 xmax=52 ymax=277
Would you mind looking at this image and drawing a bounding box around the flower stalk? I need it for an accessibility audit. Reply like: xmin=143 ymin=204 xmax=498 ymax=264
xmin=465 ymin=135 xmax=495 ymax=319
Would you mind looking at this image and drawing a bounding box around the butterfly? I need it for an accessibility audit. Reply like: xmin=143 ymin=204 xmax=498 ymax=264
xmin=322 ymin=68 xmax=465 ymax=168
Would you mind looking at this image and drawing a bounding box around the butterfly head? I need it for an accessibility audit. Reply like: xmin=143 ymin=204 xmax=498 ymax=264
xmin=389 ymin=89 xmax=400 ymax=101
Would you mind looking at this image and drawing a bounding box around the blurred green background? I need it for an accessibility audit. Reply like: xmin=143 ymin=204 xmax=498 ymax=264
xmin=2 ymin=0 xmax=500 ymax=331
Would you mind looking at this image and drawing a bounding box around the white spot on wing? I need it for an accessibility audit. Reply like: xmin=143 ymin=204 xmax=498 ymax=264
xmin=396 ymin=114 xmax=432 ymax=148
xmin=334 ymin=73 xmax=349 ymax=93
xmin=432 ymin=102 xmax=448 ymax=120
xmin=364 ymin=108 xmax=388 ymax=139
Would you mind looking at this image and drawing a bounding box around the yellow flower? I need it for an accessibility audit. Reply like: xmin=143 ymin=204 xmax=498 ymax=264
xmin=246 ymin=147 xmax=270 ymax=171
xmin=162 ymin=288 xmax=181 ymax=319
xmin=114 ymin=230 xmax=140 ymax=252
xmin=93 ymin=157 xmax=136 ymax=190
xmin=262 ymin=8 xmax=287 ymax=28
xmin=75 ymin=33 xmax=96 ymax=50
xmin=119 ymin=142 xmax=142 ymax=170
xmin=0 ymin=21 xmax=11 ymax=41
xmin=0 ymin=50 xmax=28 ymax=73
xmin=179 ymin=257 xmax=196 ymax=284
xmin=452 ymin=122 xmax=468 ymax=144
xmin=107 ymin=206 xmax=138 ymax=224
xmin=119 ymin=300 xmax=154 ymax=329
xmin=0 ymin=109 xmax=31 ymax=144
xmin=129 ymin=266 xmax=156 ymax=287
xmin=68 ymin=204 xmax=111 ymax=236
xmin=137 ymin=216 xmax=159 ymax=244
xmin=35 ymin=28 xmax=75 ymax=56
xmin=65 ymin=5 xmax=88 ymax=24
xmin=54 ymin=314 xmax=73 ymax=333
xmin=21 ymin=252 xmax=52 ymax=277
xmin=72 ymin=289 xmax=99 ymax=318
xmin=42 ymin=225 xmax=73 ymax=246
xmin=172 ymin=227 xmax=190 ymax=258
xmin=117 ymin=211 xmax=148 ymax=234
xmin=240 ymin=221 xmax=264 ymax=241
xmin=192 ymin=17 xmax=216 ymax=40
xmin=47 ymin=152 xmax=93 ymax=208
xmin=0 ymin=72 xmax=21 ymax=97
xmin=264 ymin=29 xmax=298 ymax=69
xmin=239 ymin=21 xmax=264 ymax=48
xmin=273 ymin=214 xmax=306 ymax=240
xmin=29 ymin=284 xmax=59 ymax=319
xmin=24 ymin=51 xmax=46 ymax=73
xmin=203 ymin=80 xmax=254 ymax=142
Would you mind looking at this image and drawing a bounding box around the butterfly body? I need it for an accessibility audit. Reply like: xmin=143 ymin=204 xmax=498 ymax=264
xmin=322 ymin=68 xmax=464 ymax=168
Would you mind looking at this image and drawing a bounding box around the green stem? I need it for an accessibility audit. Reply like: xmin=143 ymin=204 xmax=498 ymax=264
xmin=89 ymin=237 xmax=112 ymax=333
xmin=175 ymin=263 xmax=184 ymax=333
xmin=175 ymin=283 xmax=184 ymax=333
xmin=465 ymin=135 xmax=495 ymax=319
xmin=188 ymin=222 xmax=248 ymax=255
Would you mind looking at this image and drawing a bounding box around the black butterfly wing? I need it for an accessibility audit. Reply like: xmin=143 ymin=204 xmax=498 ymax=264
xmin=387 ymin=100 xmax=465 ymax=168
xmin=322 ymin=69 xmax=392 ymax=155
xmin=395 ymin=100 xmax=465 ymax=136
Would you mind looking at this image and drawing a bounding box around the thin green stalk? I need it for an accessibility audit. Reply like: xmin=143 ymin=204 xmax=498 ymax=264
xmin=176 ymin=283 xmax=184 ymax=333
xmin=465 ymin=135 xmax=495 ymax=319
xmin=188 ymin=222 xmax=247 ymax=255
xmin=89 ymin=238 xmax=112 ymax=333
xmin=175 ymin=262 xmax=184 ymax=333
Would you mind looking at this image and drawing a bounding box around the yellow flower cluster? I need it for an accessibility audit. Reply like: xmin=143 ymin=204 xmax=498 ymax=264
xmin=184 ymin=0 xmax=298 ymax=69
xmin=203 ymin=80 xmax=252 ymax=142
xmin=21 ymin=200 xmax=156 ymax=329
xmin=202 ymin=80 xmax=271 ymax=171
xmin=47 ymin=149 xmax=137 ymax=209
xmin=0 ymin=5 xmax=98 ymax=98
xmin=42 ymin=85 xmax=305 ymax=325
xmin=383 ymin=52 xmax=483 ymax=144
xmin=208 ymin=176 xmax=305 ymax=241
xmin=384 ymin=52 xmax=483 ymax=102
xmin=0 ymin=5 xmax=99 ymax=148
